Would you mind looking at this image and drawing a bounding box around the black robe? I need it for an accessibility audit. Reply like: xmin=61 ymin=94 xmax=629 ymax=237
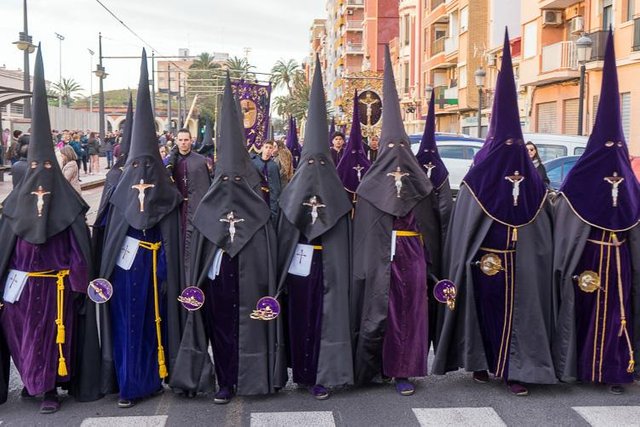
xmin=0 ymin=215 xmax=102 ymax=402
xmin=97 ymin=207 xmax=184 ymax=394
xmin=432 ymin=186 xmax=557 ymax=384
xmin=552 ymin=196 xmax=640 ymax=382
xmin=276 ymin=213 xmax=354 ymax=388
xmin=351 ymin=195 xmax=442 ymax=384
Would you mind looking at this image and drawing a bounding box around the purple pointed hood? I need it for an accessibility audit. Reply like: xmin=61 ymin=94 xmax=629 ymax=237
xmin=560 ymin=31 xmax=640 ymax=231
xmin=336 ymin=90 xmax=371 ymax=193
xmin=415 ymin=89 xmax=448 ymax=189
xmin=462 ymin=30 xmax=547 ymax=227
xmin=286 ymin=116 xmax=302 ymax=168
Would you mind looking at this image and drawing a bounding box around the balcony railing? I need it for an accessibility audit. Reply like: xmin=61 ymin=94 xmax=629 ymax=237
xmin=588 ymin=30 xmax=608 ymax=61
xmin=345 ymin=42 xmax=363 ymax=54
xmin=432 ymin=37 xmax=445 ymax=55
xmin=347 ymin=0 xmax=364 ymax=5
xmin=431 ymin=0 xmax=445 ymax=10
xmin=633 ymin=18 xmax=640 ymax=51
xmin=444 ymin=37 xmax=458 ymax=54
xmin=541 ymin=41 xmax=577 ymax=73
xmin=346 ymin=20 xmax=363 ymax=30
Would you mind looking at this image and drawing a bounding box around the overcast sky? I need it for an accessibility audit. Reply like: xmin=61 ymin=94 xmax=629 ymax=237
xmin=0 ymin=0 xmax=326 ymax=96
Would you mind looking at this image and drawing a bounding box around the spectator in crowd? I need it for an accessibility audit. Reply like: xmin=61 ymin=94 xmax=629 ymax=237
xmin=8 ymin=130 xmax=22 ymax=164
xmin=60 ymin=145 xmax=81 ymax=193
xmin=10 ymin=143 xmax=28 ymax=188
xmin=330 ymin=131 xmax=345 ymax=165
xmin=274 ymin=138 xmax=294 ymax=186
xmin=79 ymin=132 xmax=89 ymax=174
xmin=364 ymin=134 xmax=379 ymax=162
xmin=104 ymin=131 xmax=116 ymax=169
xmin=1 ymin=128 xmax=9 ymax=165
xmin=526 ymin=141 xmax=550 ymax=188
xmin=87 ymin=132 xmax=100 ymax=175
xmin=69 ymin=133 xmax=85 ymax=175
xmin=159 ymin=145 xmax=168 ymax=162
xmin=251 ymin=139 xmax=281 ymax=221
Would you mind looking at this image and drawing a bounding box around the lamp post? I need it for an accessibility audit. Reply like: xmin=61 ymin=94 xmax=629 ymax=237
xmin=54 ymin=32 xmax=65 ymax=108
xmin=88 ymin=48 xmax=95 ymax=113
xmin=94 ymin=33 xmax=108 ymax=142
xmin=475 ymin=67 xmax=486 ymax=138
xmin=12 ymin=0 xmax=36 ymax=119
xmin=576 ymin=34 xmax=593 ymax=136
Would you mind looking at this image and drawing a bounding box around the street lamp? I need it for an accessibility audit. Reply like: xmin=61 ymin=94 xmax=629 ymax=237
xmin=13 ymin=0 xmax=36 ymax=119
xmin=55 ymin=32 xmax=65 ymax=108
xmin=424 ymin=83 xmax=433 ymax=102
xmin=94 ymin=33 xmax=108 ymax=142
xmin=475 ymin=67 xmax=487 ymax=138
xmin=576 ymin=34 xmax=593 ymax=136
xmin=88 ymin=48 xmax=95 ymax=113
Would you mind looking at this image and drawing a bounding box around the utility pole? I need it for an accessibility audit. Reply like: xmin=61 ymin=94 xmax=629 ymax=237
xmin=97 ymin=32 xmax=107 ymax=142
xmin=151 ymin=51 xmax=156 ymax=116
xmin=167 ymin=63 xmax=172 ymax=132
xmin=55 ymin=32 xmax=65 ymax=107
xmin=88 ymin=48 xmax=95 ymax=113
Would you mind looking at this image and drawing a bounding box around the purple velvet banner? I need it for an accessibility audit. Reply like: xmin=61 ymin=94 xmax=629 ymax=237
xmin=231 ymin=80 xmax=272 ymax=152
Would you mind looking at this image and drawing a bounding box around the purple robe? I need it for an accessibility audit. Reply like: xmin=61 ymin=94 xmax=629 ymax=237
xmin=202 ymin=253 xmax=240 ymax=389
xmin=471 ymin=222 xmax=516 ymax=379
xmin=110 ymin=226 xmax=167 ymax=400
xmin=382 ymin=213 xmax=428 ymax=378
xmin=285 ymin=238 xmax=324 ymax=386
xmin=330 ymin=148 xmax=344 ymax=166
xmin=574 ymin=228 xmax=633 ymax=384
xmin=1 ymin=230 xmax=87 ymax=395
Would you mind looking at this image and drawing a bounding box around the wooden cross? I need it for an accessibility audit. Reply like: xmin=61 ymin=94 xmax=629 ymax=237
xmin=131 ymin=179 xmax=155 ymax=212
xmin=30 ymin=185 xmax=51 ymax=217
xmin=302 ymin=196 xmax=326 ymax=225
xmin=604 ymin=172 xmax=624 ymax=207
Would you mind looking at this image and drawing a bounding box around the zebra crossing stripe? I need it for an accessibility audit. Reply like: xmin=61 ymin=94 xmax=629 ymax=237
xmin=250 ymin=411 xmax=336 ymax=427
xmin=573 ymin=406 xmax=640 ymax=426
xmin=412 ymin=407 xmax=506 ymax=426
xmin=80 ymin=415 xmax=169 ymax=427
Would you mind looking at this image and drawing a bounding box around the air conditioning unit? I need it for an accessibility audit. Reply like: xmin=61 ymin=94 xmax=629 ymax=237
xmin=543 ymin=10 xmax=563 ymax=26
xmin=569 ymin=16 xmax=584 ymax=34
xmin=347 ymin=9 xmax=354 ymax=15
xmin=486 ymin=53 xmax=496 ymax=66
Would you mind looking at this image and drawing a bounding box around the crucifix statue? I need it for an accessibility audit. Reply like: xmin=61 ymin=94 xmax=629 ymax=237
xmin=353 ymin=164 xmax=365 ymax=182
xmin=423 ymin=162 xmax=436 ymax=179
xmin=604 ymin=172 xmax=624 ymax=207
xmin=30 ymin=185 xmax=51 ymax=217
xmin=387 ymin=167 xmax=410 ymax=198
xmin=504 ymin=171 xmax=525 ymax=207
xmin=359 ymin=91 xmax=380 ymax=127
xmin=131 ymin=179 xmax=155 ymax=212
xmin=219 ymin=211 xmax=245 ymax=243
xmin=302 ymin=196 xmax=326 ymax=225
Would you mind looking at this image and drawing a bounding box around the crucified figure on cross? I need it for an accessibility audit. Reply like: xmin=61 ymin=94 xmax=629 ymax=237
xmin=302 ymin=196 xmax=326 ymax=225
xmin=387 ymin=167 xmax=410 ymax=198
xmin=504 ymin=171 xmax=525 ymax=207
xmin=604 ymin=172 xmax=624 ymax=207
xmin=359 ymin=92 xmax=380 ymax=127
xmin=131 ymin=179 xmax=155 ymax=212
xmin=30 ymin=185 xmax=51 ymax=217
xmin=353 ymin=164 xmax=365 ymax=182
xmin=219 ymin=211 xmax=245 ymax=243
xmin=423 ymin=162 xmax=436 ymax=179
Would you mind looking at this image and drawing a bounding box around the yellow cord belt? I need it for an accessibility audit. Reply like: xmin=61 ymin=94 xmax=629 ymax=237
xmin=27 ymin=269 xmax=70 ymax=377
xmin=138 ymin=240 xmax=168 ymax=380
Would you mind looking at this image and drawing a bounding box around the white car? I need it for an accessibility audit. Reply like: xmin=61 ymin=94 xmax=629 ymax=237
xmin=522 ymin=133 xmax=588 ymax=161
xmin=409 ymin=133 xmax=484 ymax=192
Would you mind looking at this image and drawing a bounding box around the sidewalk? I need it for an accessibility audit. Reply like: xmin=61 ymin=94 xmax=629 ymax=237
xmin=0 ymin=156 xmax=109 ymax=210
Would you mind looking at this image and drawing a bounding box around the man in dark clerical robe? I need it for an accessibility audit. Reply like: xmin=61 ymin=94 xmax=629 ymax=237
xmin=330 ymin=131 xmax=345 ymax=165
xmin=336 ymin=90 xmax=371 ymax=206
xmin=432 ymin=31 xmax=556 ymax=396
xmin=553 ymin=31 xmax=640 ymax=394
xmin=99 ymin=49 xmax=184 ymax=408
xmin=166 ymin=127 xmax=211 ymax=280
xmin=352 ymin=46 xmax=441 ymax=396
xmin=276 ymin=56 xmax=354 ymax=400
xmin=92 ymin=94 xmax=133 ymax=275
xmin=251 ymin=140 xmax=281 ymax=221
xmin=286 ymin=116 xmax=302 ymax=170
xmin=170 ymin=74 xmax=285 ymax=403
xmin=0 ymin=46 xmax=101 ymax=412
xmin=414 ymin=90 xmax=454 ymax=350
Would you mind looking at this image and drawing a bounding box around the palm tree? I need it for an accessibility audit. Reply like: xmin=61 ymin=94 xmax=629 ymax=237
xmin=270 ymin=59 xmax=300 ymax=95
xmin=226 ymin=56 xmax=256 ymax=80
xmin=51 ymin=78 xmax=83 ymax=108
xmin=190 ymin=52 xmax=217 ymax=70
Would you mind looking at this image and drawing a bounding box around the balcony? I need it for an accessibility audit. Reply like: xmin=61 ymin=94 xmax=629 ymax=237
xmin=444 ymin=37 xmax=458 ymax=55
xmin=345 ymin=42 xmax=364 ymax=54
xmin=431 ymin=0 xmax=446 ymax=10
xmin=537 ymin=41 xmax=579 ymax=85
xmin=346 ymin=20 xmax=363 ymax=31
xmin=432 ymin=37 xmax=445 ymax=56
xmin=588 ymin=30 xmax=608 ymax=61
xmin=347 ymin=0 xmax=364 ymax=5
xmin=538 ymin=0 xmax=581 ymax=8
xmin=635 ymin=18 xmax=640 ymax=51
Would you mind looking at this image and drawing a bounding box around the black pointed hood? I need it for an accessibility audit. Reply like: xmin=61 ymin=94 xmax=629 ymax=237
xmin=109 ymin=49 xmax=181 ymax=230
xmin=2 ymin=45 xmax=88 ymax=244
xmin=196 ymin=116 xmax=215 ymax=156
xmin=356 ymin=45 xmax=432 ymax=217
xmin=336 ymin=89 xmax=371 ymax=193
xmin=415 ymin=90 xmax=448 ymax=189
xmin=278 ymin=56 xmax=352 ymax=240
xmin=192 ymin=74 xmax=269 ymax=257
xmin=112 ymin=93 xmax=133 ymax=170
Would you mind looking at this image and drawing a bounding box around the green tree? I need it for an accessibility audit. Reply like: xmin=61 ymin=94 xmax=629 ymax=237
xmin=51 ymin=78 xmax=83 ymax=108
xmin=226 ymin=56 xmax=256 ymax=80
xmin=270 ymin=59 xmax=300 ymax=96
xmin=188 ymin=53 xmax=225 ymax=121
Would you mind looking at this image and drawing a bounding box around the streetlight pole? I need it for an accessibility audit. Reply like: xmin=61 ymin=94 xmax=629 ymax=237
xmin=167 ymin=63 xmax=172 ymax=132
xmin=576 ymin=34 xmax=593 ymax=136
xmin=88 ymin=48 xmax=95 ymax=113
xmin=151 ymin=51 xmax=156 ymax=116
xmin=55 ymin=32 xmax=65 ymax=108
xmin=475 ymin=67 xmax=486 ymax=138
xmin=95 ymin=32 xmax=108 ymax=142
xmin=13 ymin=0 xmax=36 ymax=119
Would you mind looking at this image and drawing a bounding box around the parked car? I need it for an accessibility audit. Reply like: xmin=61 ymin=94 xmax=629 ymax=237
xmin=522 ymin=133 xmax=587 ymax=162
xmin=543 ymin=155 xmax=580 ymax=190
xmin=409 ymin=133 xmax=484 ymax=192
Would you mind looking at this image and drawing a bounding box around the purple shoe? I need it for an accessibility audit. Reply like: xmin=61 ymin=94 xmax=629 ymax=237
xmin=214 ymin=387 xmax=233 ymax=404
xmin=310 ymin=384 xmax=330 ymax=400
xmin=40 ymin=390 xmax=60 ymax=414
xmin=395 ymin=378 xmax=415 ymax=396
xmin=507 ymin=381 xmax=529 ymax=396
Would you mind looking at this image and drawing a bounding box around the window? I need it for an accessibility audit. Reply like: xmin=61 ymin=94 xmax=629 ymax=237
xmin=438 ymin=146 xmax=466 ymax=159
xmin=603 ymin=0 xmax=613 ymax=30
xmin=458 ymin=65 xmax=467 ymax=88
xmin=404 ymin=63 xmax=410 ymax=95
xmin=536 ymin=144 xmax=567 ymax=160
xmin=574 ymin=147 xmax=586 ymax=156
xmin=626 ymin=0 xmax=636 ymax=22
xmin=523 ymin=21 xmax=537 ymax=59
xmin=460 ymin=7 xmax=469 ymax=33
xmin=404 ymin=15 xmax=411 ymax=46
xmin=621 ymin=92 xmax=631 ymax=142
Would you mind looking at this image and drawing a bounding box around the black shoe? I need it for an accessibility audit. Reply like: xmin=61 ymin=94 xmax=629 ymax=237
xmin=473 ymin=370 xmax=489 ymax=384
xmin=609 ymin=384 xmax=624 ymax=395
xmin=118 ymin=398 xmax=135 ymax=408
xmin=21 ymin=387 xmax=34 ymax=399
xmin=214 ymin=387 xmax=233 ymax=404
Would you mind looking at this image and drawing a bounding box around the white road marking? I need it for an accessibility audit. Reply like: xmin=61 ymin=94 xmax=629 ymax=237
xmin=80 ymin=415 xmax=168 ymax=427
xmin=412 ymin=407 xmax=506 ymax=426
xmin=573 ymin=406 xmax=640 ymax=426
xmin=250 ymin=411 xmax=336 ymax=427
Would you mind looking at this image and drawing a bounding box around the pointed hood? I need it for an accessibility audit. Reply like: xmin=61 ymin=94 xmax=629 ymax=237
xmin=192 ymin=73 xmax=269 ymax=256
xmin=2 ymin=45 xmax=88 ymax=244
xmin=286 ymin=116 xmax=302 ymax=169
xmin=196 ymin=116 xmax=215 ymax=156
xmin=112 ymin=93 xmax=133 ymax=171
xmin=415 ymin=90 xmax=448 ymax=189
xmin=278 ymin=56 xmax=352 ymax=240
xmin=560 ymin=31 xmax=640 ymax=231
xmin=110 ymin=48 xmax=181 ymax=230
xmin=356 ymin=45 xmax=433 ymax=217
xmin=336 ymin=90 xmax=371 ymax=193
xmin=328 ymin=116 xmax=336 ymax=147
xmin=462 ymin=30 xmax=546 ymax=227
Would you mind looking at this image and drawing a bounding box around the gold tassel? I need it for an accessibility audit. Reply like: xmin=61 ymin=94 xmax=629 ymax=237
xmin=511 ymin=227 xmax=518 ymax=242
xmin=627 ymin=358 xmax=635 ymax=374
xmin=58 ymin=355 xmax=68 ymax=377
xmin=158 ymin=346 xmax=168 ymax=379
xmin=56 ymin=323 xmax=65 ymax=344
